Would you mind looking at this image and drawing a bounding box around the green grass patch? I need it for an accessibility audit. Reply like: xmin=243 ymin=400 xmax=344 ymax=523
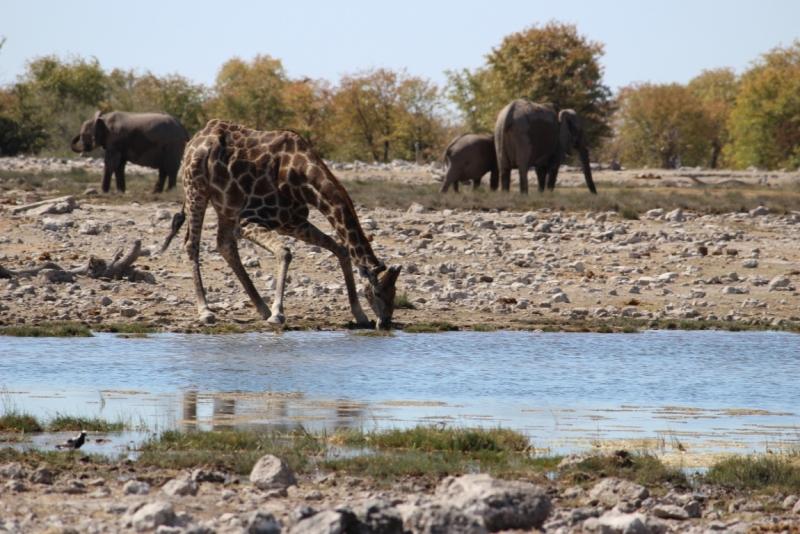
xmin=95 ymin=322 xmax=159 ymax=334
xmin=618 ymin=207 xmax=640 ymax=220
xmin=352 ymin=330 xmax=395 ymax=337
xmin=0 ymin=322 xmax=92 ymax=337
xmin=403 ymin=321 xmax=459 ymax=333
xmin=394 ymin=292 xmax=416 ymax=310
xmin=472 ymin=324 xmax=497 ymax=332
xmin=0 ymin=411 xmax=44 ymax=433
xmin=702 ymin=455 xmax=800 ymax=493
xmin=47 ymin=414 xmax=126 ymax=432
xmin=362 ymin=425 xmax=530 ymax=453
xmin=560 ymin=450 xmax=688 ymax=488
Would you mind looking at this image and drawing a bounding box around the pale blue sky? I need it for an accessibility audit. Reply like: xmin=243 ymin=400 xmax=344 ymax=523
xmin=1 ymin=0 xmax=798 ymax=92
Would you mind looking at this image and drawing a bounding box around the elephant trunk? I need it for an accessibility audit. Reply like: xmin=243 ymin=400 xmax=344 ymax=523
xmin=70 ymin=135 xmax=84 ymax=153
xmin=578 ymin=145 xmax=597 ymax=194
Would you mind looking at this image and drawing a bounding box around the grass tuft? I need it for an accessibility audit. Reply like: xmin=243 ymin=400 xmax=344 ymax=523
xmin=47 ymin=414 xmax=126 ymax=432
xmin=394 ymin=292 xmax=416 ymax=310
xmin=0 ymin=322 xmax=92 ymax=337
xmin=619 ymin=207 xmax=640 ymax=220
xmin=702 ymin=455 xmax=800 ymax=493
xmin=96 ymin=323 xmax=159 ymax=334
xmin=403 ymin=321 xmax=459 ymax=333
xmin=472 ymin=324 xmax=497 ymax=332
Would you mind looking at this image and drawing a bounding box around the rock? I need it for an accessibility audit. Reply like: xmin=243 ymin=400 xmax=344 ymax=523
xmin=588 ymin=478 xmax=649 ymax=507
xmin=101 ymin=296 xmax=113 ymax=306
xmin=741 ymin=259 xmax=758 ymax=268
xmin=0 ymin=462 xmax=27 ymax=479
xmin=434 ymin=473 xmax=552 ymax=531
xmin=552 ymin=292 xmax=570 ymax=303
xmin=404 ymin=502 xmax=488 ymax=534
xmin=353 ymin=498 xmax=404 ymax=534
xmin=768 ymin=275 xmax=793 ymax=291
xmin=782 ymin=494 xmax=799 ymax=509
xmin=161 ymin=473 xmax=199 ymax=496
xmin=749 ymin=205 xmax=769 ymax=217
xmin=645 ymin=208 xmax=664 ymax=219
xmin=651 ymin=504 xmax=690 ymax=520
xmin=665 ymin=208 xmax=684 ymax=222
xmin=656 ymin=272 xmax=677 ymax=283
xmin=191 ymin=468 xmax=226 ymax=483
xmin=793 ymin=498 xmax=800 ymax=514
xmin=39 ymin=269 xmax=75 ymax=284
xmin=3 ymin=479 xmax=28 ymax=493
xmin=408 ymin=203 xmax=427 ymax=214
xmin=288 ymin=509 xmax=356 ymax=534
xmin=156 ymin=209 xmax=172 ymax=221
xmin=583 ymin=510 xmax=652 ymax=534
xmin=30 ymin=466 xmax=53 ymax=485
xmin=123 ymin=480 xmax=151 ymax=495
xmin=249 ymin=454 xmax=297 ymax=491
xmin=244 ymin=510 xmax=282 ymax=533
xmin=131 ymin=501 xmax=175 ymax=532
xmin=721 ymin=286 xmax=749 ymax=294
xmin=79 ymin=221 xmax=101 ymax=235
xmin=42 ymin=217 xmax=72 ymax=231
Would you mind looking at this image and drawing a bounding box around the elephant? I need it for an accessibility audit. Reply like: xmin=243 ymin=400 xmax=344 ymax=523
xmin=494 ymin=99 xmax=596 ymax=194
xmin=439 ymin=133 xmax=499 ymax=193
xmin=70 ymin=111 xmax=190 ymax=193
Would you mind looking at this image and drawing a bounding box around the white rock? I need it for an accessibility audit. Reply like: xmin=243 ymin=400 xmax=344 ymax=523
xmin=741 ymin=259 xmax=758 ymax=268
xmin=407 ymin=203 xmax=427 ymax=214
xmin=249 ymin=454 xmax=297 ymax=491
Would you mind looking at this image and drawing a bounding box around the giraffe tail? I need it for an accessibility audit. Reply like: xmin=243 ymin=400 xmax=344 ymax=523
xmin=159 ymin=206 xmax=187 ymax=254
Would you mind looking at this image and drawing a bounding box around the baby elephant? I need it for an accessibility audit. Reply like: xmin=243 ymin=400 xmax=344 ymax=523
xmin=439 ymin=133 xmax=499 ymax=193
xmin=71 ymin=111 xmax=190 ymax=194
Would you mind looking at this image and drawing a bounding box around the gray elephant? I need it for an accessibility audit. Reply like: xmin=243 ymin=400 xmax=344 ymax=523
xmin=70 ymin=111 xmax=190 ymax=193
xmin=494 ymin=99 xmax=596 ymax=194
xmin=439 ymin=133 xmax=499 ymax=193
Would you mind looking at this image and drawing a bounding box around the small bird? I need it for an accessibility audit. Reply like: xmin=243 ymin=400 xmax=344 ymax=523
xmin=56 ymin=430 xmax=87 ymax=451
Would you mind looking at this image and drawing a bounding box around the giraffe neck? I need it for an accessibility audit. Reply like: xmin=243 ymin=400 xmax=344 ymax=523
xmin=307 ymin=164 xmax=383 ymax=272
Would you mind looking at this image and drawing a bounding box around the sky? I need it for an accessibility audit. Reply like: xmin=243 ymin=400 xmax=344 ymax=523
xmin=1 ymin=0 xmax=799 ymax=93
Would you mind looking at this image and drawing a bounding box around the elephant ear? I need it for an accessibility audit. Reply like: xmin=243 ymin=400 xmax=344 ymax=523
xmin=91 ymin=111 xmax=109 ymax=147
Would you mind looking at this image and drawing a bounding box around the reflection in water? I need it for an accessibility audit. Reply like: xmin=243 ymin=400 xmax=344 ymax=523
xmin=212 ymin=397 xmax=236 ymax=431
xmin=182 ymin=391 xmax=197 ymax=432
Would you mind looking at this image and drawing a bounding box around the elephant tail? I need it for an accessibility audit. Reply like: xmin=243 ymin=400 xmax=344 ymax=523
xmin=159 ymin=206 xmax=187 ymax=254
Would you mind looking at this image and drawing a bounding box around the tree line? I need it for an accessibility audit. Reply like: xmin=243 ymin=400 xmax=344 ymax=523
xmin=1 ymin=23 xmax=799 ymax=170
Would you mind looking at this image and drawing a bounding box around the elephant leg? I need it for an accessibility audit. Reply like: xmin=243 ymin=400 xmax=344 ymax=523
xmin=499 ymin=165 xmax=512 ymax=191
xmin=546 ymin=166 xmax=560 ymax=190
xmin=114 ymin=160 xmax=127 ymax=193
xmin=439 ymin=167 xmax=456 ymax=193
xmin=153 ymin=168 xmax=168 ymax=194
xmin=518 ymin=164 xmax=530 ymax=195
xmin=536 ymin=168 xmax=548 ymax=192
xmin=101 ymin=153 xmax=121 ymax=193
xmin=488 ymin=167 xmax=498 ymax=191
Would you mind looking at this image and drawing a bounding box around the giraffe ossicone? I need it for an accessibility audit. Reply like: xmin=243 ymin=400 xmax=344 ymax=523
xmin=161 ymin=120 xmax=402 ymax=329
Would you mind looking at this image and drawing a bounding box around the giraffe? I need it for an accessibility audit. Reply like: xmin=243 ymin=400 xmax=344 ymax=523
xmin=161 ymin=119 xmax=402 ymax=328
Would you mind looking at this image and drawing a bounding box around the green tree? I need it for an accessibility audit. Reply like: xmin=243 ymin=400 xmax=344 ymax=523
xmin=726 ymin=41 xmax=800 ymax=170
xmin=447 ymin=22 xmax=613 ymax=144
xmin=612 ymin=82 xmax=714 ymax=169
xmin=13 ymin=55 xmax=107 ymax=154
xmin=328 ymin=68 xmax=445 ymax=163
xmin=209 ymin=55 xmax=290 ymax=131
xmin=106 ymin=70 xmax=208 ymax=133
xmin=282 ymin=77 xmax=333 ymax=155
xmin=688 ymin=68 xmax=738 ymax=168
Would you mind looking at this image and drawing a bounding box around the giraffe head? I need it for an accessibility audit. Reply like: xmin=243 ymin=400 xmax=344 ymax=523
xmin=362 ymin=264 xmax=403 ymax=329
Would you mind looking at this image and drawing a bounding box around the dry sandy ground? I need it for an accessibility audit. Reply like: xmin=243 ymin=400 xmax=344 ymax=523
xmin=1 ymin=165 xmax=800 ymax=332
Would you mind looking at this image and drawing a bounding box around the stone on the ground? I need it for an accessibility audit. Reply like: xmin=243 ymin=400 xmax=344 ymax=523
xmin=161 ymin=473 xmax=199 ymax=496
xmin=353 ymin=498 xmax=404 ymax=534
xmin=123 ymin=479 xmax=151 ymax=495
xmin=588 ymin=478 xmax=649 ymax=507
xmin=244 ymin=510 xmax=282 ymax=533
xmin=131 ymin=501 xmax=175 ymax=532
xmin=434 ymin=473 xmax=552 ymax=531
xmin=407 ymin=203 xmax=427 ymax=214
xmin=404 ymin=502 xmax=488 ymax=534
xmin=288 ymin=509 xmax=355 ymax=534
xmin=250 ymin=454 xmax=297 ymax=491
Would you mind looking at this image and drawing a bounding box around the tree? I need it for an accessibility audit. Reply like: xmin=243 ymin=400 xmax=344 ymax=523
xmin=328 ymin=68 xmax=445 ymax=163
xmin=726 ymin=41 xmax=800 ymax=170
xmin=209 ymin=55 xmax=291 ymax=131
xmin=106 ymin=70 xmax=208 ymax=133
xmin=447 ymin=22 xmax=613 ymax=145
xmin=13 ymin=55 xmax=107 ymax=154
xmin=688 ymin=68 xmax=738 ymax=168
xmin=282 ymin=77 xmax=333 ymax=155
xmin=612 ymin=82 xmax=714 ymax=169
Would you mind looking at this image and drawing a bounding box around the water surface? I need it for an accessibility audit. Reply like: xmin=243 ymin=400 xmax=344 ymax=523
xmin=2 ymin=330 xmax=797 ymax=464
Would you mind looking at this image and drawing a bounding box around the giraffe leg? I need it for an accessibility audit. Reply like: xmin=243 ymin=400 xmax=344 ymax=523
xmin=183 ymin=188 xmax=215 ymax=324
xmin=217 ymin=220 xmax=275 ymax=321
xmin=283 ymin=221 xmax=371 ymax=326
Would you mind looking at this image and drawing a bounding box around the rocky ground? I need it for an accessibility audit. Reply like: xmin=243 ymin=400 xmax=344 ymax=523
xmin=2 ymin=453 xmax=800 ymax=533
xmin=1 ymin=157 xmax=800 ymax=331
